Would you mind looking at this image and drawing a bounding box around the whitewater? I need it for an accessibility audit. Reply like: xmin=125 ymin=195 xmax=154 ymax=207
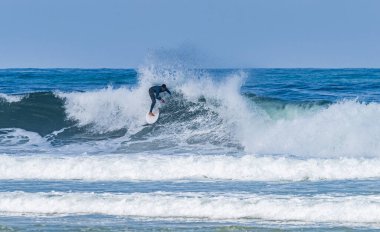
xmin=1 ymin=67 xmax=380 ymax=231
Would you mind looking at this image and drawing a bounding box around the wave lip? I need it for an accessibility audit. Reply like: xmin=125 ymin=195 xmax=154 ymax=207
xmin=1 ymin=154 xmax=380 ymax=181
xmin=0 ymin=191 xmax=380 ymax=224
xmin=0 ymin=93 xmax=25 ymax=103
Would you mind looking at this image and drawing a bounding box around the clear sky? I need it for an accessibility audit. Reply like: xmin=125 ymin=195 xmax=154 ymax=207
xmin=0 ymin=0 xmax=379 ymax=68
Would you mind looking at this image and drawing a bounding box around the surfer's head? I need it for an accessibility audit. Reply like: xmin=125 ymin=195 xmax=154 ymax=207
xmin=161 ymin=84 xmax=167 ymax=90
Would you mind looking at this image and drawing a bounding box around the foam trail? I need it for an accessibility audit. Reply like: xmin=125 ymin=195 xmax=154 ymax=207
xmin=1 ymin=191 xmax=380 ymax=224
xmin=0 ymin=128 xmax=47 ymax=147
xmin=1 ymin=154 xmax=380 ymax=181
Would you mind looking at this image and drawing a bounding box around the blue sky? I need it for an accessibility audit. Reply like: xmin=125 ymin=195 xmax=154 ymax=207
xmin=0 ymin=0 xmax=379 ymax=68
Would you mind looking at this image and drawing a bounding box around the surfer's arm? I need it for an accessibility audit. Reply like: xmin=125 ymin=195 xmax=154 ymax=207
xmin=166 ymin=89 xmax=172 ymax=95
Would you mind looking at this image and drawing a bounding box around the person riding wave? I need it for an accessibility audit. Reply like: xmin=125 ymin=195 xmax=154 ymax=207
xmin=148 ymin=84 xmax=171 ymax=116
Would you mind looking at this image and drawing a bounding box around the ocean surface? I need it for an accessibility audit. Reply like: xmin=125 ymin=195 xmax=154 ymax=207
xmin=0 ymin=67 xmax=380 ymax=231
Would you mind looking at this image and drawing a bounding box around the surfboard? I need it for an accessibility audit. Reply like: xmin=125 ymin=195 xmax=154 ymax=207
xmin=145 ymin=109 xmax=160 ymax=124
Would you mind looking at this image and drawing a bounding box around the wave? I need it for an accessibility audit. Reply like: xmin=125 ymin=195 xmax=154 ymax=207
xmin=1 ymin=191 xmax=380 ymax=224
xmin=1 ymin=67 xmax=380 ymax=158
xmin=56 ymin=66 xmax=380 ymax=157
xmin=0 ymin=154 xmax=379 ymax=181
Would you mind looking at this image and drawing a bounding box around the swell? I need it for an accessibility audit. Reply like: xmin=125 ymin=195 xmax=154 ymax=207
xmin=0 ymin=92 xmax=71 ymax=136
xmin=244 ymin=93 xmax=331 ymax=120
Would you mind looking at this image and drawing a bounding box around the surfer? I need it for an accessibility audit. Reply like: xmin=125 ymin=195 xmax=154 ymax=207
xmin=149 ymin=84 xmax=171 ymax=116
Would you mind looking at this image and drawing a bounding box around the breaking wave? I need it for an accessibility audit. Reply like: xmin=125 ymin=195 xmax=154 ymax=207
xmin=0 ymin=154 xmax=379 ymax=181
xmin=1 ymin=67 xmax=380 ymax=158
xmin=0 ymin=191 xmax=380 ymax=225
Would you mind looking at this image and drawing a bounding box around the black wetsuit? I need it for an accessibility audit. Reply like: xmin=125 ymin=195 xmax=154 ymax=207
xmin=149 ymin=86 xmax=171 ymax=112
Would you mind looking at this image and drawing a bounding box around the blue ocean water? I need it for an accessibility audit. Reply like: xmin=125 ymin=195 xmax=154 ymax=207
xmin=1 ymin=67 xmax=380 ymax=231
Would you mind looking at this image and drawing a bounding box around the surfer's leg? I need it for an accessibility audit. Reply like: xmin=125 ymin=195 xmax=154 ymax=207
xmin=150 ymin=99 xmax=156 ymax=112
xmin=149 ymin=92 xmax=156 ymax=112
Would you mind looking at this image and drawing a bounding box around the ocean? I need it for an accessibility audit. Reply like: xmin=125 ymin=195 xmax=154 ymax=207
xmin=0 ymin=67 xmax=380 ymax=231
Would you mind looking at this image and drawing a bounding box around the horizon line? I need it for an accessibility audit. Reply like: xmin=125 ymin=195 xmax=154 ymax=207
xmin=1 ymin=67 xmax=380 ymax=70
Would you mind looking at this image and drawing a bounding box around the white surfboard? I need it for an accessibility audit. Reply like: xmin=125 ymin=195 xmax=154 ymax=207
xmin=145 ymin=109 xmax=160 ymax=124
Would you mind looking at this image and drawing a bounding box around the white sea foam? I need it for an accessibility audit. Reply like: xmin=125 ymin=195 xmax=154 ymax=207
xmin=0 ymin=128 xmax=47 ymax=147
xmin=239 ymin=100 xmax=380 ymax=158
xmin=56 ymin=87 xmax=148 ymax=133
xmin=0 ymin=191 xmax=380 ymax=224
xmin=0 ymin=93 xmax=25 ymax=103
xmin=0 ymin=154 xmax=379 ymax=181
